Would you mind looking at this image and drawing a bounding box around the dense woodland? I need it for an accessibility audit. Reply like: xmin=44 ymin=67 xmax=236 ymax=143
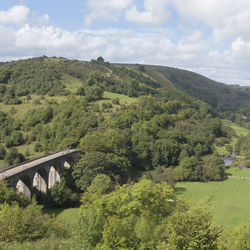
xmin=0 ymin=56 xmax=249 ymax=249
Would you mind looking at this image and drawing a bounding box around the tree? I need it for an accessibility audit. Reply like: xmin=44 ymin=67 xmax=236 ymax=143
xmin=34 ymin=142 xmax=43 ymax=152
xmin=144 ymin=166 xmax=177 ymax=188
xmin=127 ymin=80 xmax=140 ymax=97
xmin=97 ymin=56 xmax=104 ymax=62
xmin=162 ymin=206 xmax=221 ymax=249
xmin=0 ymin=144 xmax=6 ymax=159
xmin=0 ymin=180 xmax=29 ymax=207
xmin=72 ymin=151 xmax=114 ymax=191
xmin=78 ymin=179 xmax=176 ymax=249
xmin=5 ymin=131 xmax=24 ymax=148
xmin=152 ymin=139 xmax=180 ymax=167
xmin=45 ymin=178 xmax=79 ymax=207
xmin=226 ymin=144 xmax=233 ymax=154
xmin=0 ymin=201 xmax=67 ymax=242
xmin=85 ymin=86 xmax=103 ymax=101
xmin=138 ymin=65 xmax=145 ymax=72
xmin=202 ymin=154 xmax=225 ymax=181
xmin=178 ymin=156 xmax=199 ymax=181
xmin=4 ymin=148 xmax=25 ymax=165
xmin=76 ymin=86 xmax=85 ymax=96
xmin=219 ymin=224 xmax=250 ymax=250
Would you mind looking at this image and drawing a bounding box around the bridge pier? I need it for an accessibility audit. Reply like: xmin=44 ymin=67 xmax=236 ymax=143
xmin=33 ymin=172 xmax=47 ymax=193
xmin=48 ymin=166 xmax=61 ymax=189
xmin=16 ymin=179 xmax=32 ymax=200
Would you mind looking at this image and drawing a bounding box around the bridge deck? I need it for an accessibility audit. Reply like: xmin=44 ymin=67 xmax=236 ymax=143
xmin=0 ymin=149 xmax=79 ymax=180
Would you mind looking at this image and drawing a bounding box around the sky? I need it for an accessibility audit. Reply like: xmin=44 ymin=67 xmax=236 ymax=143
xmin=1 ymin=1 xmax=250 ymax=86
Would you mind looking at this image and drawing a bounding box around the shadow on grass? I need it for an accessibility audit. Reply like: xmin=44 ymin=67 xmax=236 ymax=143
xmin=225 ymin=172 xmax=233 ymax=177
xmin=43 ymin=207 xmax=66 ymax=217
xmin=174 ymin=186 xmax=187 ymax=195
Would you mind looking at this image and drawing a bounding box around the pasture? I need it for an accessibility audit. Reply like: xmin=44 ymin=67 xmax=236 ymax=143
xmin=176 ymin=178 xmax=250 ymax=226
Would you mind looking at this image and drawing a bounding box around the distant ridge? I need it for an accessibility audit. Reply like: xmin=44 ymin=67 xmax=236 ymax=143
xmin=115 ymin=63 xmax=250 ymax=112
xmin=0 ymin=56 xmax=249 ymax=113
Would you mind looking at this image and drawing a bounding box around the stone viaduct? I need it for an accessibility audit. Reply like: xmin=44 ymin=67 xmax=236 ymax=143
xmin=0 ymin=149 xmax=81 ymax=199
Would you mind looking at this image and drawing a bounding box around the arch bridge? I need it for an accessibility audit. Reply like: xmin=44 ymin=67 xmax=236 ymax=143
xmin=0 ymin=149 xmax=81 ymax=199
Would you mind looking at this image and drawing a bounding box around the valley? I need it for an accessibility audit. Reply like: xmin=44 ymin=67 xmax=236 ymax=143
xmin=0 ymin=56 xmax=249 ymax=249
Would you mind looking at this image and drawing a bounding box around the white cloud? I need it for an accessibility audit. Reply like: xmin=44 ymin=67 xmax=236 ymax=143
xmin=16 ymin=25 xmax=77 ymax=49
xmin=126 ymin=0 xmax=170 ymax=25
xmin=84 ymin=0 xmax=133 ymax=25
xmin=1 ymin=4 xmax=250 ymax=85
xmin=31 ymin=14 xmax=50 ymax=26
xmin=0 ymin=5 xmax=29 ymax=25
xmin=173 ymin=0 xmax=250 ymax=42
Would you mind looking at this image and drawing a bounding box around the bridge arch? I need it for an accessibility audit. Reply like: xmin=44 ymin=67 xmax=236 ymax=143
xmin=64 ymin=161 xmax=71 ymax=168
xmin=33 ymin=169 xmax=47 ymax=194
xmin=48 ymin=165 xmax=61 ymax=189
xmin=16 ymin=175 xmax=32 ymax=199
xmin=64 ymin=155 xmax=74 ymax=169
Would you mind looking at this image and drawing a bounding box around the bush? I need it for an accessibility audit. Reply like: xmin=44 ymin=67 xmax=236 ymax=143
xmin=0 ymin=181 xmax=29 ymax=207
xmin=34 ymin=142 xmax=43 ymax=152
xmin=112 ymin=98 xmax=120 ymax=105
xmin=4 ymin=148 xmax=25 ymax=165
xmin=0 ymin=144 xmax=6 ymax=159
xmin=0 ymin=201 xmax=67 ymax=242
xmin=85 ymin=86 xmax=103 ymax=101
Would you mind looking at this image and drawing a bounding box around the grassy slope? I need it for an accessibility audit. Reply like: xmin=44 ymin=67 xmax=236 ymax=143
xmin=223 ymin=119 xmax=250 ymax=136
xmin=102 ymin=91 xmax=137 ymax=105
xmin=116 ymin=63 xmax=250 ymax=112
xmin=0 ymin=94 xmax=69 ymax=162
xmin=215 ymin=120 xmax=250 ymax=155
xmin=0 ymin=95 xmax=67 ymax=120
xmin=0 ymin=88 xmax=137 ymax=165
xmin=176 ymin=178 xmax=250 ymax=226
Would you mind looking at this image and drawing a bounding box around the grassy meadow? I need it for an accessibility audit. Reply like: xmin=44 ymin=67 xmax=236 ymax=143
xmin=180 ymin=121 xmax=250 ymax=227
xmin=44 ymin=207 xmax=81 ymax=226
xmin=176 ymin=178 xmax=250 ymax=226
xmin=226 ymin=166 xmax=250 ymax=178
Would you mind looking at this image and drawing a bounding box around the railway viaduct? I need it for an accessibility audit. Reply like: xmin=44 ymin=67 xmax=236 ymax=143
xmin=0 ymin=149 xmax=81 ymax=199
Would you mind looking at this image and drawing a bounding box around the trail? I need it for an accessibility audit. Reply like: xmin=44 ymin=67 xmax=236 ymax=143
xmin=228 ymin=176 xmax=250 ymax=180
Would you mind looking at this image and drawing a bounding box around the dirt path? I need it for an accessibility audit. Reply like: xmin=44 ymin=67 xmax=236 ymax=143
xmin=228 ymin=176 xmax=250 ymax=180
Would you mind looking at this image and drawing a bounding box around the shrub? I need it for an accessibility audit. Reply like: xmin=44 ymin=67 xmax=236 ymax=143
xmin=0 ymin=201 xmax=67 ymax=242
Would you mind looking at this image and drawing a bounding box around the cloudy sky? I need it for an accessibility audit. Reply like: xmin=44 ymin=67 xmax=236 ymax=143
xmin=1 ymin=0 xmax=250 ymax=86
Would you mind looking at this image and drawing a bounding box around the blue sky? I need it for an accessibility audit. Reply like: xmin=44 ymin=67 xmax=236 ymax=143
xmin=1 ymin=0 xmax=250 ymax=86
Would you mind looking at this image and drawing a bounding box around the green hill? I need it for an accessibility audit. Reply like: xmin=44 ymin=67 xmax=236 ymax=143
xmin=116 ymin=63 xmax=250 ymax=112
xmin=1 ymin=56 xmax=250 ymax=114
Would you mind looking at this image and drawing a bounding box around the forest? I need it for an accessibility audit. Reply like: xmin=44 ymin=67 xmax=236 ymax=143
xmin=0 ymin=56 xmax=249 ymax=249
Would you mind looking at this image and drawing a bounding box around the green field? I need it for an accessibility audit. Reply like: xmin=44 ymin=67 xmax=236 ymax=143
xmin=223 ymin=119 xmax=250 ymax=136
xmin=45 ymin=207 xmax=81 ymax=226
xmin=62 ymin=74 xmax=84 ymax=93
xmin=176 ymin=178 xmax=250 ymax=226
xmin=226 ymin=166 xmax=250 ymax=178
xmin=103 ymin=91 xmax=137 ymax=105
